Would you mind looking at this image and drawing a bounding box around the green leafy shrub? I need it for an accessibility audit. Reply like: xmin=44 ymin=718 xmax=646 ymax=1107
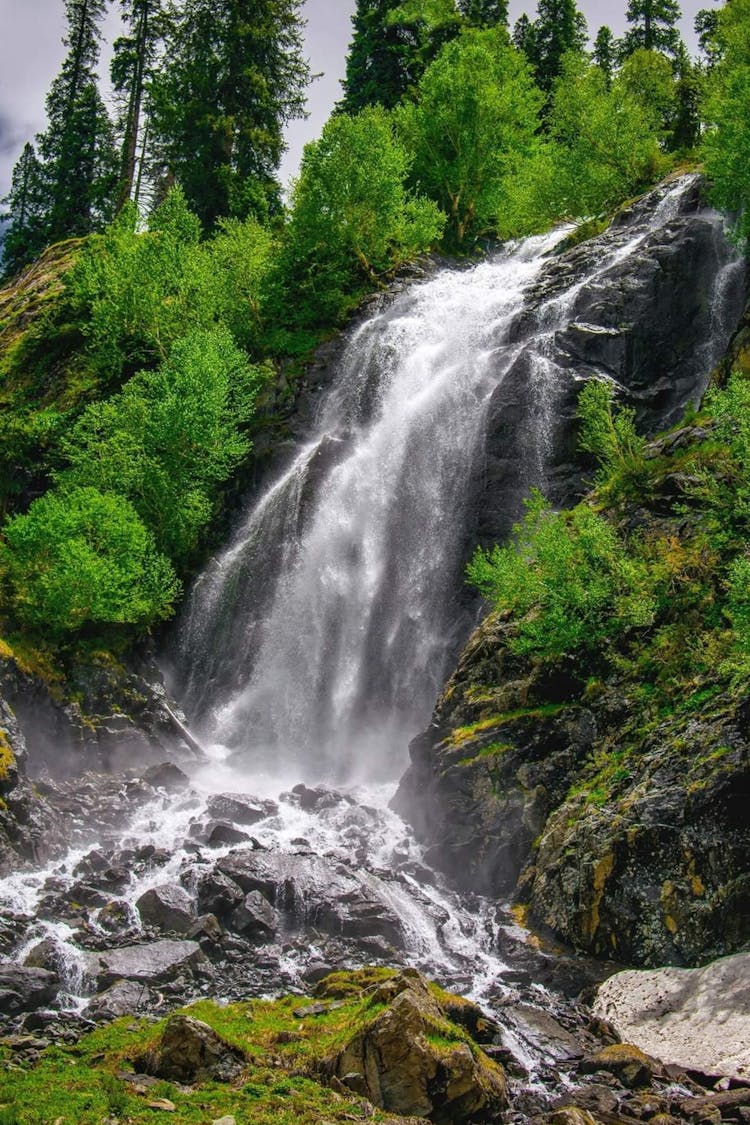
xmin=0 ymin=486 xmax=179 ymax=635
xmin=577 ymin=378 xmax=648 ymax=496
xmin=467 ymin=489 xmax=656 ymax=662
xmin=57 ymin=327 xmax=267 ymax=562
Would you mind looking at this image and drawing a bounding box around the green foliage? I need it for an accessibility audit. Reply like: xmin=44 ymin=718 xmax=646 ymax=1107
xmin=148 ymin=0 xmax=310 ymax=230
xmin=545 ymin=53 xmax=668 ymax=218
xmin=701 ymin=0 xmax=750 ymax=243
xmin=577 ymin=378 xmax=648 ymax=494
xmin=521 ymin=0 xmax=588 ymax=94
xmin=278 ymin=106 xmax=443 ymax=331
xmin=398 ymin=27 xmax=543 ymax=248
xmin=58 ymin=327 xmax=266 ymax=562
xmin=619 ymin=48 xmax=679 ymax=137
xmin=1 ymin=144 xmax=47 ymax=278
xmin=0 ymin=486 xmax=178 ymax=635
xmin=622 ymin=0 xmax=682 ymax=58
xmin=467 ymin=490 xmax=656 ymax=662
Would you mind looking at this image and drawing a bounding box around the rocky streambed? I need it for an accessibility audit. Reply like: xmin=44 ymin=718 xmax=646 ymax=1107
xmin=1 ymin=739 xmax=749 ymax=1124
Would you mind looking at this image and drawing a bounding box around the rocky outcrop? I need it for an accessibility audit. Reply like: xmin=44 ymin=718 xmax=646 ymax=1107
xmin=395 ymin=418 xmax=750 ymax=967
xmin=329 ymin=969 xmax=507 ymax=1123
xmin=593 ymin=953 xmax=750 ymax=1081
xmin=474 ymin=175 xmax=746 ymax=545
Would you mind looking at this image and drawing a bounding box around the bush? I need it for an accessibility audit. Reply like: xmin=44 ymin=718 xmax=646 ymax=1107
xmin=577 ymin=378 xmax=648 ymax=496
xmin=57 ymin=327 xmax=267 ymax=562
xmin=1 ymin=487 xmax=179 ymax=635
xmin=467 ymin=490 xmax=656 ymax=662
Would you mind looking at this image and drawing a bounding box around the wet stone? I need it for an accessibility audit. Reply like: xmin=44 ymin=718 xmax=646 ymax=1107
xmin=91 ymin=939 xmax=207 ymax=989
xmin=230 ymin=891 xmax=278 ymax=940
xmin=205 ymin=793 xmax=278 ymax=825
xmin=0 ymin=965 xmax=59 ymax=1014
xmin=136 ymin=884 xmax=195 ymax=934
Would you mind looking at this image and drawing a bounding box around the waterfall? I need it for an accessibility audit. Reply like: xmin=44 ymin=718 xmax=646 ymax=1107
xmin=175 ymin=175 xmax=742 ymax=785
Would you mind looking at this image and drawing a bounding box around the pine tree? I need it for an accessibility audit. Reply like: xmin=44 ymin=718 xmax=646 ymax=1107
xmin=339 ymin=0 xmax=427 ymax=112
xmin=150 ymin=0 xmax=310 ymax=229
xmin=527 ymin=0 xmax=588 ymax=94
xmin=459 ymin=0 xmax=509 ymax=28
xmin=111 ymin=0 xmax=168 ymax=210
xmin=695 ymin=8 xmax=721 ymax=68
xmin=593 ymin=25 xmax=616 ymax=85
xmin=513 ymin=13 xmax=534 ymax=52
xmin=671 ymin=39 xmax=701 ymax=148
xmin=38 ymin=0 xmax=117 ymax=241
xmin=1 ymin=143 xmax=47 ymax=276
xmin=621 ymin=0 xmax=682 ymax=58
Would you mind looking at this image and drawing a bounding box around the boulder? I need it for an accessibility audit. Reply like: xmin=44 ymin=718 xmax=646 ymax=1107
xmin=142 ymin=762 xmax=191 ymax=791
xmin=0 ymin=965 xmax=59 ymax=1014
xmin=330 ymin=970 xmax=506 ymax=1123
xmin=136 ymin=884 xmax=195 ymax=934
xmin=205 ymin=793 xmax=278 ymax=825
xmin=91 ymin=939 xmax=206 ymax=989
xmin=229 ymin=891 xmax=278 ymax=940
xmin=136 ymin=1013 xmax=245 ymax=1082
xmin=580 ymin=1044 xmax=655 ymax=1089
xmin=196 ymin=870 xmax=245 ymax=918
xmin=593 ymin=953 xmax=750 ymax=1081
xmin=83 ymin=979 xmax=153 ymax=1020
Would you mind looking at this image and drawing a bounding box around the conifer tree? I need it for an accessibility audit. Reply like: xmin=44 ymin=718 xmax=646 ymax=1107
xmin=38 ymin=0 xmax=117 ymax=241
xmin=671 ymin=39 xmax=701 ymax=148
xmin=111 ymin=0 xmax=168 ymax=210
xmin=513 ymin=13 xmax=534 ymax=53
xmin=339 ymin=0 xmax=428 ymax=112
xmin=526 ymin=0 xmax=588 ymax=94
xmin=621 ymin=0 xmax=682 ymax=58
xmin=594 ymin=25 xmax=616 ymax=85
xmin=150 ymin=0 xmax=310 ymax=229
xmin=695 ymin=8 xmax=721 ymax=68
xmin=459 ymin=0 xmax=509 ymax=28
xmin=1 ymin=143 xmax=47 ymax=276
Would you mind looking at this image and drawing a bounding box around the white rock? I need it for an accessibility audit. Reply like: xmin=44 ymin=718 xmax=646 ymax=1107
xmin=593 ymin=952 xmax=750 ymax=1080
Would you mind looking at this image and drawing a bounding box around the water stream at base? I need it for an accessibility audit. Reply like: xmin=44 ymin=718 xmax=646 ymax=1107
xmin=0 ymin=178 xmax=744 ymax=1082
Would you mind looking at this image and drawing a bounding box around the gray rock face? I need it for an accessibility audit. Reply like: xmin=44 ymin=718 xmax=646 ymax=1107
xmin=82 ymin=979 xmax=154 ymax=1020
xmin=593 ymin=953 xmax=750 ymax=1080
xmin=474 ymin=177 xmax=746 ymax=547
xmin=0 ymin=965 xmax=59 ymax=1014
xmin=90 ymin=939 xmax=207 ymax=989
xmin=136 ymin=884 xmax=195 ymax=934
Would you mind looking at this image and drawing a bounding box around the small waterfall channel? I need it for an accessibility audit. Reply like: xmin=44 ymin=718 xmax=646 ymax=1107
xmin=0 ymin=177 xmax=744 ymax=1078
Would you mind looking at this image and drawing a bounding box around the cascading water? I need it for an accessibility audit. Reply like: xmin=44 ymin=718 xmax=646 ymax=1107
xmin=175 ymin=174 xmax=742 ymax=784
xmin=0 ymin=178 xmax=744 ymax=1069
xmin=176 ymin=228 xmax=567 ymax=781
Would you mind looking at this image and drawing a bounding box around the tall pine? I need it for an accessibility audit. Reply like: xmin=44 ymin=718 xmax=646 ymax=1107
xmin=593 ymin=26 xmax=616 ymax=85
xmin=621 ymin=0 xmax=682 ymax=57
xmin=111 ymin=0 xmax=168 ymax=210
xmin=524 ymin=0 xmax=588 ymax=94
xmin=340 ymin=0 xmax=430 ymax=112
xmin=1 ymin=144 xmax=46 ymax=276
xmin=38 ymin=0 xmax=117 ymax=242
xmin=150 ymin=0 xmax=310 ymax=229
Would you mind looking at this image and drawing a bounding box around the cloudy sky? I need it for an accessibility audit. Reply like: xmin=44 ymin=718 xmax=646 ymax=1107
xmin=0 ymin=0 xmax=708 ymax=200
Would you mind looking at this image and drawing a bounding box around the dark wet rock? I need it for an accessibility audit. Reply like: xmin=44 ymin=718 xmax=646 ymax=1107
xmin=205 ymin=792 xmax=278 ymax=825
xmin=230 ymin=890 xmax=278 ymax=940
xmin=302 ymin=961 xmax=335 ymax=985
xmin=330 ymin=969 xmax=507 ymax=1123
xmin=0 ymin=965 xmax=59 ymax=1014
xmin=136 ymin=1013 xmax=245 ymax=1082
xmin=187 ymin=914 xmax=224 ymax=946
xmin=142 ymin=762 xmax=191 ymax=791
xmin=289 ymin=783 xmax=354 ymax=812
xmin=90 ymin=939 xmax=207 ymax=989
xmin=98 ymin=899 xmax=136 ymax=934
xmin=82 ymin=979 xmax=154 ymax=1020
xmin=196 ymin=870 xmax=245 ymax=918
xmin=136 ymin=884 xmax=195 ymax=934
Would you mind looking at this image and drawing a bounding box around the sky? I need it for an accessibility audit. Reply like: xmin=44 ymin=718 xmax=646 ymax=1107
xmin=0 ymin=0 xmax=709 ymax=201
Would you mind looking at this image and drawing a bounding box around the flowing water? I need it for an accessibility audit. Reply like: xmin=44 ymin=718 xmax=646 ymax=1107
xmin=0 ymin=178 xmax=744 ymax=1051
